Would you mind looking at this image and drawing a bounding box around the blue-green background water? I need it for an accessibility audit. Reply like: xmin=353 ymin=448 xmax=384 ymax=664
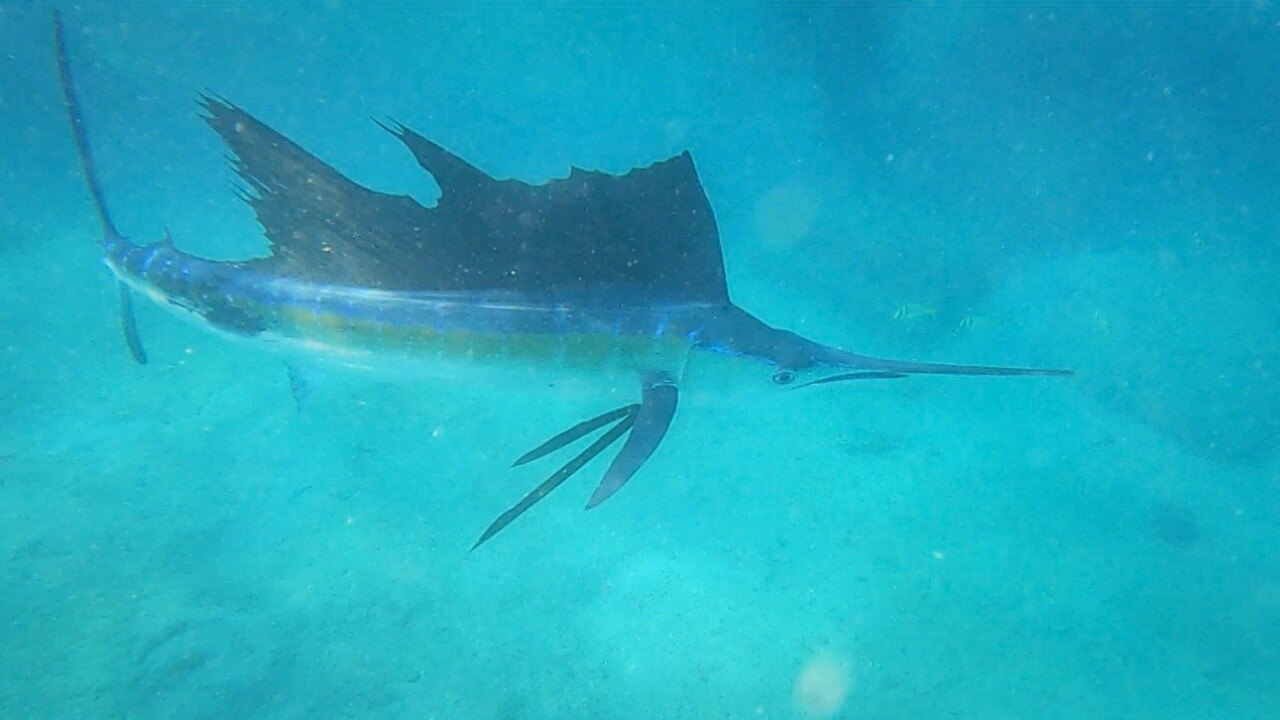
xmin=3 ymin=2 xmax=1279 ymax=718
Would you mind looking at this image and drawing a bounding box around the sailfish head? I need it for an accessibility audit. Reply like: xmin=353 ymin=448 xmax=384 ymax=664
xmin=473 ymin=304 xmax=1070 ymax=549
xmin=697 ymin=304 xmax=1071 ymax=394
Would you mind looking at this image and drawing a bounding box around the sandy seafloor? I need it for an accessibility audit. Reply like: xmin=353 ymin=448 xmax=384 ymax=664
xmin=3 ymin=3 xmax=1279 ymax=719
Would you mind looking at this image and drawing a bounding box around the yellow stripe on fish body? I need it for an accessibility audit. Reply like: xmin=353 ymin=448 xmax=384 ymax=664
xmin=272 ymin=304 xmax=688 ymax=375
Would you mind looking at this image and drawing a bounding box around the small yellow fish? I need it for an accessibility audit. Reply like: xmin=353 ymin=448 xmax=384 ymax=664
xmin=953 ymin=314 xmax=994 ymax=335
xmin=893 ymin=303 xmax=938 ymax=322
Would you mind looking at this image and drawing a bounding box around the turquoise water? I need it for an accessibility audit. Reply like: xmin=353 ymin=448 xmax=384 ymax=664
xmin=3 ymin=3 xmax=1279 ymax=718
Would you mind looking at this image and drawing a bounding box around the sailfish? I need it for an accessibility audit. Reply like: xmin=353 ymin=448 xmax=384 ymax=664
xmin=52 ymin=13 xmax=1070 ymax=549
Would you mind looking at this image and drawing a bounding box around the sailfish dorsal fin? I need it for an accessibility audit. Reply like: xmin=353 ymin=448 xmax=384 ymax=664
xmin=200 ymin=96 xmax=730 ymax=303
xmin=374 ymin=118 xmax=497 ymax=205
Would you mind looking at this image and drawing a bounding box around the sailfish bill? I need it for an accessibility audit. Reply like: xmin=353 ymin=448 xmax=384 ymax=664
xmin=53 ymin=11 xmax=1072 ymax=550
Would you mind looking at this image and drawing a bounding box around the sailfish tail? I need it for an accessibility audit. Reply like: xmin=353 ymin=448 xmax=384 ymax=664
xmin=53 ymin=11 xmax=116 ymax=239
xmin=53 ymin=10 xmax=147 ymax=364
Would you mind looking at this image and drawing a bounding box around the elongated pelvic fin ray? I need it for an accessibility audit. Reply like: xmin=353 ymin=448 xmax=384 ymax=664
xmin=587 ymin=375 xmax=679 ymax=509
xmin=512 ymin=405 xmax=638 ymax=467
xmin=473 ymin=408 xmax=637 ymax=550
xmin=474 ymin=373 xmax=682 ymax=549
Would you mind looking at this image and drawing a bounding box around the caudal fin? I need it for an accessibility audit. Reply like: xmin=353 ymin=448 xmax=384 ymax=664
xmin=53 ymin=10 xmax=118 ymax=239
xmin=53 ymin=10 xmax=147 ymax=364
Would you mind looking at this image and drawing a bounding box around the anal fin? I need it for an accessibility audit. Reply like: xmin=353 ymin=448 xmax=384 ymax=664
xmin=118 ymin=283 xmax=147 ymax=364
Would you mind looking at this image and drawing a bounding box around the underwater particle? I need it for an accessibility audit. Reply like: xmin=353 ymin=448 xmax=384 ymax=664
xmin=1151 ymin=500 xmax=1200 ymax=547
xmin=1091 ymin=308 xmax=1112 ymax=335
xmin=755 ymin=183 xmax=820 ymax=251
xmin=794 ymin=650 xmax=852 ymax=719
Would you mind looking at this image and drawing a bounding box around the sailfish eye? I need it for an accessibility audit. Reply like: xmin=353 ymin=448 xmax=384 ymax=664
xmin=771 ymin=369 xmax=797 ymax=386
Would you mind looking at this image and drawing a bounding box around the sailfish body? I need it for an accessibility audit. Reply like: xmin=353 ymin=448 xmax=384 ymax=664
xmin=108 ymin=233 xmax=709 ymax=392
xmin=54 ymin=13 xmax=1070 ymax=549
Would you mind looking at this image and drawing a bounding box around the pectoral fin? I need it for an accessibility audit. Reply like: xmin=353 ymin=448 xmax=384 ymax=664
xmin=586 ymin=373 xmax=679 ymax=509
xmin=511 ymin=404 xmax=637 ymax=467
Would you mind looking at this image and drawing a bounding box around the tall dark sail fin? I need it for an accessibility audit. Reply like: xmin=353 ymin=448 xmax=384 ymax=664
xmin=202 ymin=98 xmax=731 ymax=302
xmin=200 ymin=95 xmax=437 ymax=289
